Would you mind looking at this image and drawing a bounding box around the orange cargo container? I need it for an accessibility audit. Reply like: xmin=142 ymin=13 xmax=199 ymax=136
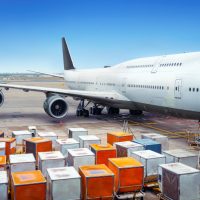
xmin=107 ymin=132 xmax=133 ymax=145
xmin=24 ymin=137 xmax=52 ymax=162
xmin=0 ymin=155 xmax=6 ymax=170
xmin=11 ymin=170 xmax=46 ymax=200
xmin=108 ymin=157 xmax=144 ymax=194
xmin=0 ymin=138 xmax=16 ymax=160
xmin=90 ymin=144 xmax=117 ymax=166
xmin=79 ymin=164 xmax=114 ymax=200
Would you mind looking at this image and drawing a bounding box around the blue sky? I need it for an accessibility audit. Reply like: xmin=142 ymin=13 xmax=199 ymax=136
xmin=0 ymin=0 xmax=199 ymax=72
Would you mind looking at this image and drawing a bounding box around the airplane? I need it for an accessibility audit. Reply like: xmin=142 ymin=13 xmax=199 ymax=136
xmin=0 ymin=37 xmax=200 ymax=120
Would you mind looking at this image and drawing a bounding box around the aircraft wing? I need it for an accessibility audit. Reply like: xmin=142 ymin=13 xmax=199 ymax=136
xmin=27 ymin=70 xmax=64 ymax=78
xmin=0 ymin=83 xmax=129 ymax=103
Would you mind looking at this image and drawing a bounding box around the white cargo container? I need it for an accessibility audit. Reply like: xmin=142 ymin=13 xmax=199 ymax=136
xmin=67 ymin=148 xmax=95 ymax=170
xmin=12 ymin=130 xmax=32 ymax=145
xmin=0 ymin=171 xmax=8 ymax=200
xmin=115 ymin=141 xmax=144 ymax=157
xmin=0 ymin=142 xmax=5 ymax=155
xmin=130 ymin=150 xmax=166 ymax=179
xmin=47 ymin=167 xmax=81 ymax=200
xmin=79 ymin=135 xmax=101 ymax=148
xmin=28 ymin=126 xmax=37 ymax=137
xmin=9 ymin=153 xmax=36 ymax=173
xmin=141 ymin=133 xmax=169 ymax=151
xmin=68 ymin=128 xmax=88 ymax=141
xmin=37 ymin=132 xmax=58 ymax=148
xmin=159 ymin=163 xmax=200 ymax=200
xmin=162 ymin=149 xmax=199 ymax=168
xmin=38 ymin=151 xmax=65 ymax=177
xmin=55 ymin=138 xmax=80 ymax=157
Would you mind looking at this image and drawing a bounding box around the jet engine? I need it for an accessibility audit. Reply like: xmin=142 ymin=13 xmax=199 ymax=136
xmin=43 ymin=95 xmax=68 ymax=119
xmin=0 ymin=90 xmax=4 ymax=107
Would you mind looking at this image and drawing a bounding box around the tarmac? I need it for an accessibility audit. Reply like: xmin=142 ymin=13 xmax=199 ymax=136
xmin=0 ymin=79 xmax=199 ymax=200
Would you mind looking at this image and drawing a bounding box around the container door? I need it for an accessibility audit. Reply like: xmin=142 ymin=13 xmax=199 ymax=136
xmin=163 ymin=169 xmax=179 ymax=200
xmin=174 ymin=79 xmax=182 ymax=99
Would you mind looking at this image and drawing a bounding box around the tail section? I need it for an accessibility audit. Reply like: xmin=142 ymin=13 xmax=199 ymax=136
xmin=62 ymin=37 xmax=75 ymax=70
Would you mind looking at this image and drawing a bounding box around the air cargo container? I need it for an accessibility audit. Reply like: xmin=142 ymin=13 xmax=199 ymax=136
xmin=163 ymin=149 xmax=199 ymax=168
xmin=0 ymin=171 xmax=8 ymax=200
xmin=38 ymin=151 xmax=65 ymax=177
xmin=90 ymin=144 xmax=117 ymax=166
xmin=79 ymin=164 xmax=114 ymax=200
xmin=107 ymin=132 xmax=133 ymax=145
xmin=68 ymin=128 xmax=88 ymax=141
xmin=108 ymin=157 xmax=144 ymax=193
xmin=28 ymin=126 xmax=37 ymax=137
xmin=0 ymin=155 xmax=6 ymax=171
xmin=159 ymin=163 xmax=200 ymax=200
xmin=0 ymin=138 xmax=16 ymax=160
xmin=130 ymin=150 xmax=166 ymax=181
xmin=141 ymin=133 xmax=169 ymax=151
xmin=0 ymin=141 xmax=5 ymax=156
xmin=47 ymin=167 xmax=81 ymax=200
xmin=133 ymin=139 xmax=161 ymax=153
xmin=9 ymin=153 xmax=36 ymax=173
xmin=24 ymin=137 xmax=52 ymax=163
xmin=67 ymin=148 xmax=95 ymax=170
xmin=11 ymin=170 xmax=46 ymax=200
xmin=37 ymin=132 xmax=58 ymax=149
xmin=114 ymin=141 xmax=144 ymax=157
xmin=79 ymin=135 xmax=101 ymax=148
xmin=12 ymin=130 xmax=32 ymax=152
xmin=55 ymin=138 xmax=80 ymax=157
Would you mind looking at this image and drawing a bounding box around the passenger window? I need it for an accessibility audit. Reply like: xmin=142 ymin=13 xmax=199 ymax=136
xmin=197 ymin=88 xmax=199 ymax=92
xmin=189 ymin=88 xmax=191 ymax=92
xmin=193 ymin=88 xmax=195 ymax=92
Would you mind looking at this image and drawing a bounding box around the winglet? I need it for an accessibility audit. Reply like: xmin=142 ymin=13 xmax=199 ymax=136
xmin=62 ymin=37 xmax=75 ymax=70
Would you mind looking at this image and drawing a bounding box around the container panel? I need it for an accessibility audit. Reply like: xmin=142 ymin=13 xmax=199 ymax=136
xmin=86 ymin=176 xmax=114 ymax=199
xmin=163 ymin=168 xmax=179 ymax=200
xmin=180 ymin=172 xmax=200 ymax=200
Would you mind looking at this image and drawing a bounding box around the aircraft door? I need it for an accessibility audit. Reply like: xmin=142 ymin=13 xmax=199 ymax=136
xmin=120 ymin=77 xmax=126 ymax=94
xmin=174 ymin=79 xmax=182 ymax=99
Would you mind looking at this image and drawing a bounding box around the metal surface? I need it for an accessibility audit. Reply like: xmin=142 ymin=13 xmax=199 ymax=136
xmin=115 ymin=141 xmax=144 ymax=157
xmin=68 ymin=128 xmax=88 ymax=141
xmin=37 ymin=132 xmax=58 ymax=148
xmin=0 ymin=171 xmax=8 ymax=200
xmin=141 ymin=133 xmax=169 ymax=151
xmin=160 ymin=163 xmax=200 ymax=200
xmin=163 ymin=149 xmax=199 ymax=168
xmin=38 ymin=151 xmax=65 ymax=177
xmin=9 ymin=153 xmax=36 ymax=172
xmin=0 ymin=142 xmax=5 ymax=155
xmin=67 ymin=148 xmax=95 ymax=170
xmin=12 ymin=130 xmax=32 ymax=145
xmin=134 ymin=139 xmax=161 ymax=153
xmin=79 ymin=135 xmax=101 ymax=148
xmin=47 ymin=167 xmax=81 ymax=200
xmin=131 ymin=150 xmax=166 ymax=178
xmin=55 ymin=138 xmax=80 ymax=157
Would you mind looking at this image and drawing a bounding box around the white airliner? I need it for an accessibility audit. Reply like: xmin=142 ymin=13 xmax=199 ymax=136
xmin=0 ymin=38 xmax=199 ymax=120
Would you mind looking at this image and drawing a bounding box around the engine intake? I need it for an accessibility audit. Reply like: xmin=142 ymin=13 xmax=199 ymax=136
xmin=43 ymin=95 xmax=68 ymax=119
xmin=0 ymin=90 xmax=4 ymax=107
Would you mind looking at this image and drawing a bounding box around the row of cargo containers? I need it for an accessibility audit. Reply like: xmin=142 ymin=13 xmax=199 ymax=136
xmin=1 ymin=160 xmax=200 ymax=200
xmin=0 ymin=156 xmax=145 ymax=200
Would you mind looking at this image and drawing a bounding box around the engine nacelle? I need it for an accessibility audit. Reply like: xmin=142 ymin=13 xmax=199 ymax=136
xmin=43 ymin=95 xmax=68 ymax=119
xmin=0 ymin=90 xmax=4 ymax=107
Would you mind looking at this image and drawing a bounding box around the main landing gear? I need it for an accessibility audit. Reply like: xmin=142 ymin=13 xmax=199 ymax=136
xmin=76 ymin=100 xmax=89 ymax=117
xmin=76 ymin=100 xmax=103 ymax=117
xmin=107 ymin=107 xmax=120 ymax=115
